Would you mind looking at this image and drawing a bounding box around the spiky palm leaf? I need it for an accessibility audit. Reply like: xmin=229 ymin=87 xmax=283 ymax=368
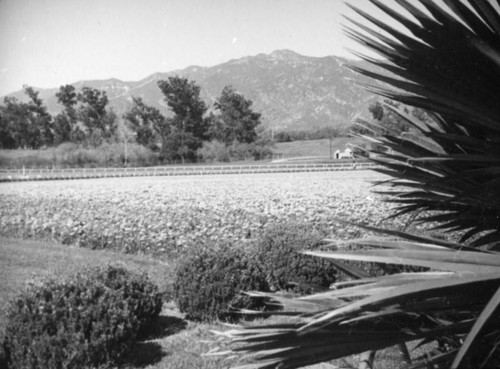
xmin=216 ymin=240 xmax=500 ymax=368
xmin=346 ymin=0 xmax=500 ymax=248
xmin=215 ymin=1 xmax=500 ymax=368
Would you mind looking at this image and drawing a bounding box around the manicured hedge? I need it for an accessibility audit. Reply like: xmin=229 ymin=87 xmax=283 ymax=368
xmin=255 ymin=222 xmax=338 ymax=294
xmin=2 ymin=265 xmax=163 ymax=369
xmin=173 ymin=242 xmax=269 ymax=322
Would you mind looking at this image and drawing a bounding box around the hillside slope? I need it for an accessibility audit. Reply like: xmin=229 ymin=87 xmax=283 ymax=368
xmin=2 ymin=50 xmax=378 ymax=131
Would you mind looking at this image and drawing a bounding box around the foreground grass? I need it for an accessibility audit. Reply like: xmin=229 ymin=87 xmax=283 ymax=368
xmin=0 ymin=237 xmax=233 ymax=368
xmin=0 ymin=237 xmax=416 ymax=368
xmin=0 ymin=237 xmax=174 ymax=334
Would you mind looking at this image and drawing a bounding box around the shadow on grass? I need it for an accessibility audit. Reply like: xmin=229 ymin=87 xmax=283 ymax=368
xmin=123 ymin=315 xmax=188 ymax=368
xmin=139 ymin=315 xmax=188 ymax=341
xmin=124 ymin=341 xmax=166 ymax=368
xmin=0 ymin=353 xmax=7 ymax=369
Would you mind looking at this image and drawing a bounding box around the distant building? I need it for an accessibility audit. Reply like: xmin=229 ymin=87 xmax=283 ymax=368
xmin=334 ymin=148 xmax=353 ymax=159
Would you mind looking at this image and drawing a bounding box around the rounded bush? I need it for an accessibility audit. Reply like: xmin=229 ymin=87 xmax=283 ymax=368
xmin=173 ymin=242 xmax=269 ymax=322
xmin=255 ymin=222 xmax=337 ymax=294
xmin=2 ymin=265 xmax=163 ymax=369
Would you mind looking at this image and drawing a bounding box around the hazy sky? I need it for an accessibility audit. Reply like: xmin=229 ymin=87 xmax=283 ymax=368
xmin=0 ymin=0 xmax=388 ymax=96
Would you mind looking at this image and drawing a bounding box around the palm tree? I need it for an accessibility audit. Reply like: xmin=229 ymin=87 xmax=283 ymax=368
xmin=214 ymin=1 xmax=500 ymax=368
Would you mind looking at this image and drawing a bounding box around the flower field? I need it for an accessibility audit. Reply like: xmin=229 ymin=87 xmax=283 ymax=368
xmin=0 ymin=170 xmax=397 ymax=256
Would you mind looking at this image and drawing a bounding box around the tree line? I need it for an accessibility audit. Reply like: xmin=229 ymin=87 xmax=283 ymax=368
xmin=0 ymin=77 xmax=268 ymax=163
xmin=0 ymin=76 xmax=425 ymax=164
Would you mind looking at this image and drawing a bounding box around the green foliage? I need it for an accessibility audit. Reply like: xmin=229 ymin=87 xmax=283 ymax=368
xmin=173 ymin=242 xmax=269 ymax=322
xmin=0 ymin=86 xmax=54 ymax=149
xmin=2 ymin=265 xmax=162 ymax=369
xmin=55 ymin=84 xmax=120 ymax=147
xmin=76 ymin=87 xmax=117 ymax=147
xmin=209 ymin=85 xmax=261 ymax=145
xmin=55 ymin=86 xmax=118 ymax=147
xmin=0 ymin=110 xmax=17 ymax=149
xmin=53 ymin=85 xmax=78 ymax=145
xmin=123 ymin=96 xmax=166 ymax=148
xmin=53 ymin=114 xmax=72 ymax=145
xmin=255 ymin=222 xmax=337 ymax=294
xmin=156 ymin=77 xmax=208 ymax=161
xmin=198 ymin=86 xmax=274 ymax=162
xmin=197 ymin=140 xmax=231 ymax=162
xmin=0 ymin=142 xmax=157 ymax=169
xmin=1 ymin=79 xmax=273 ymax=163
xmin=159 ymin=126 xmax=200 ymax=163
xmin=23 ymin=86 xmax=54 ymax=147
xmin=1 ymin=85 xmax=121 ymax=150
xmin=55 ymin=142 xmax=157 ymax=168
xmin=77 ymin=87 xmax=108 ymax=118
xmin=55 ymin=85 xmax=78 ymax=111
xmin=157 ymin=77 xmax=207 ymax=133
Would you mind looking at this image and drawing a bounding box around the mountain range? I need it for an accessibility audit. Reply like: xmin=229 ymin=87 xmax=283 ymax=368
xmin=3 ymin=50 xmax=380 ymax=132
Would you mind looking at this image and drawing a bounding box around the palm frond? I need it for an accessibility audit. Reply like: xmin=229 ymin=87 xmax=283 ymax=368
xmin=217 ymin=238 xmax=500 ymax=368
xmin=215 ymin=1 xmax=500 ymax=368
xmin=347 ymin=0 xmax=500 ymax=247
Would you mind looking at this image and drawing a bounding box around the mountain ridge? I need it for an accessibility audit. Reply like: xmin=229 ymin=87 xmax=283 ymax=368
xmin=2 ymin=50 xmax=379 ymax=132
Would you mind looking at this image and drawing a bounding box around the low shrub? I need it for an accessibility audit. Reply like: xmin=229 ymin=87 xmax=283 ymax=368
xmin=2 ymin=265 xmax=163 ymax=369
xmin=173 ymin=242 xmax=269 ymax=322
xmin=54 ymin=142 xmax=158 ymax=168
xmin=255 ymin=222 xmax=337 ymax=294
xmin=0 ymin=149 xmax=56 ymax=169
xmin=197 ymin=140 xmax=231 ymax=162
xmin=0 ymin=143 xmax=159 ymax=170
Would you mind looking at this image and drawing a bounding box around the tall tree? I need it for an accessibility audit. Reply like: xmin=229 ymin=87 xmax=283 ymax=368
xmin=56 ymin=84 xmax=78 ymax=113
xmin=76 ymin=87 xmax=117 ymax=146
xmin=210 ymin=86 xmax=261 ymax=145
xmin=157 ymin=76 xmax=208 ymax=138
xmin=1 ymin=97 xmax=27 ymax=148
xmin=0 ymin=105 xmax=17 ymax=149
xmin=54 ymin=84 xmax=78 ymax=144
xmin=0 ymin=86 xmax=53 ymax=149
xmin=157 ymin=76 xmax=208 ymax=161
xmin=159 ymin=126 xmax=198 ymax=162
xmin=123 ymin=96 xmax=166 ymax=148
xmin=23 ymin=86 xmax=54 ymax=147
xmin=53 ymin=114 xmax=72 ymax=145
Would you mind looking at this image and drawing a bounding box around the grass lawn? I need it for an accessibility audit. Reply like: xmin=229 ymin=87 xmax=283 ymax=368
xmin=0 ymin=138 xmax=367 ymax=170
xmin=0 ymin=237 xmax=238 ymax=368
xmin=0 ymin=237 xmax=172 ymax=334
xmin=0 ymin=237 xmax=417 ymax=368
xmin=273 ymin=137 xmax=365 ymax=158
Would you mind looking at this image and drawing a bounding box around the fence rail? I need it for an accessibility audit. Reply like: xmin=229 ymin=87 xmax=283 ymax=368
xmin=0 ymin=162 xmax=378 ymax=182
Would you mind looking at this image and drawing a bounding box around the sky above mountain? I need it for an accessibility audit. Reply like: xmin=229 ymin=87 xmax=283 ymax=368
xmin=0 ymin=0 xmax=408 ymax=96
